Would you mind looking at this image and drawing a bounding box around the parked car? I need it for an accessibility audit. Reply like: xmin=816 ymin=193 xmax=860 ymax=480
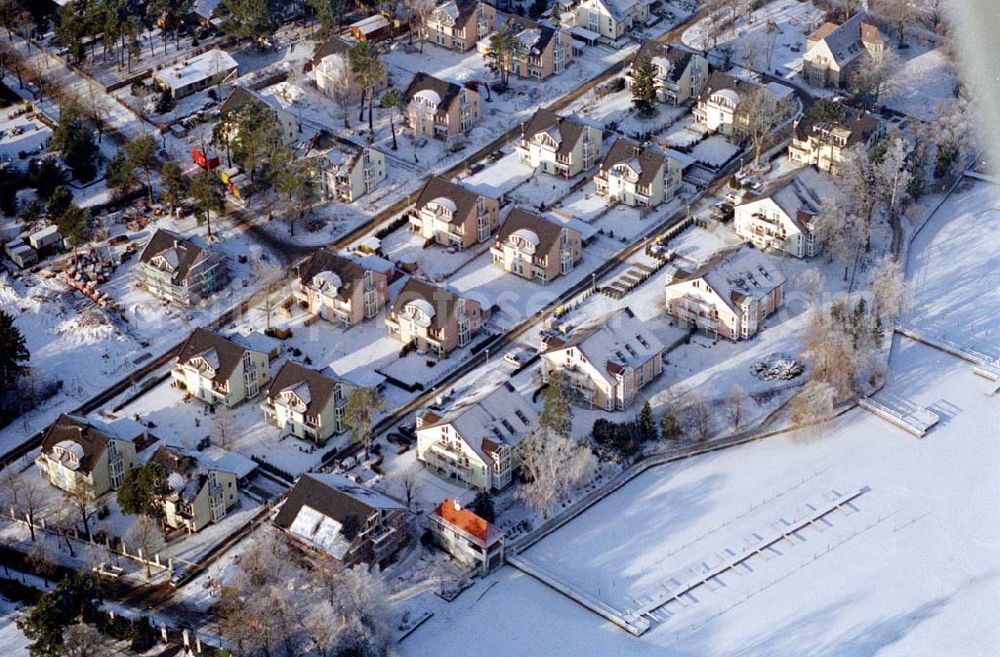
xmin=340 ymin=456 xmax=357 ymax=471
xmin=503 ymin=348 xmax=532 ymax=367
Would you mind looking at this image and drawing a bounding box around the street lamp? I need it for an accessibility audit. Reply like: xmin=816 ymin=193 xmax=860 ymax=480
xmin=485 ymin=348 xmax=490 ymax=366
xmin=591 ymin=272 xmax=596 ymax=291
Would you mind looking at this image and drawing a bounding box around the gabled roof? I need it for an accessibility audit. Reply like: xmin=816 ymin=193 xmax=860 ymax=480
xmin=633 ymin=41 xmax=694 ymax=83
xmin=599 ymin=137 xmax=668 ymax=187
xmin=431 ymin=0 xmax=480 ymax=25
xmin=40 ymin=414 xmax=142 ymax=475
xmin=432 ymin=499 xmax=503 ymax=547
xmin=138 ymin=229 xmax=219 ymax=286
xmin=746 ymin=175 xmax=824 ymax=233
xmin=698 ymin=71 xmax=761 ymax=104
xmin=299 ymin=248 xmax=389 ymax=302
xmin=390 ymin=277 xmax=472 ymax=332
xmin=585 ymin=0 xmax=648 ymax=22
xmin=520 ymin=108 xmax=589 ymax=157
xmin=149 ymin=444 xmax=208 ymax=503
xmin=806 ymin=12 xmax=881 ymax=68
xmin=495 ymin=207 xmax=578 ymax=256
xmin=668 ymin=246 xmax=785 ymax=312
xmin=265 ymin=360 xmax=340 ymax=418
xmin=219 ymin=85 xmax=265 ymax=115
xmin=311 ymin=34 xmax=353 ymax=65
xmin=176 ymin=328 xmax=252 ymax=382
xmin=543 ymin=307 xmax=664 ymax=386
xmin=418 ymin=382 xmax=537 ymax=463
xmin=414 ymin=177 xmax=486 ymax=223
xmin=504 ymin=15 xmax=557 ymax=54
xmin=274 ymin=473 xmax=405 ymax=559
xmin=405 ymin=72 xmax=464 ymax=110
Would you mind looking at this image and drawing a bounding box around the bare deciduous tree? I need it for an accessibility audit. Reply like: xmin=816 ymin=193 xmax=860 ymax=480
xmin=788 ymin=380 xmax=837 ymax=440
xmin=63 ymin=623 xmax=113 ymax=657
xmin=870 ymin=256 xmax=906 ymax=320
xmin=802 ymin=297 xmax=861 ymax=398
xmin=404 ymin=0 xmax=436 ymax=52
xmin=813 ymin=199 xmax=865 ymax=281
xmin=738 ymin=85 xmax=785 ymax=169
xmin=211 ymin=402 xmax=237 ymax=449
xmin=516 ymin=427 xmax=595 ymax=518
xmin=797 ymin=267 xmax=826 ymax=307
xmin=725 ymin=385 xmax=746 ymax=431
xmin=26 ymin=539 xmax=58 ymax=585
xmin=685 ymin=393 xmax=712 ymax=441
xmin=125 ymin=514 xmax=162 ymax=578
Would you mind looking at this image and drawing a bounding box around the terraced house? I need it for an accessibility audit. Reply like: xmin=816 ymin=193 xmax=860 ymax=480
xmin=385 ymin=278 xmax=482 ymax=356
xmin=541 ymin=307 xmax=664 ymax=411
xmin=35 ymin=415 xmax=143 ymax=499
xmin=626 ymin=41 xmax=709 ymax=105
xmin=294 ymin=248 xmax=393 ymax=326
xmin=733 ymin=176 xmax=823 ymax=258
xmin=415 ymin=383 xmax=538 ymax=491
xmin=479 ymin=15 xmax=573 ymax=80
xmin=409 ymin=177 xmax=501 ymax=249
xmin=802 ymin=12 xmax=883 ymax=89
xmin=133 ymin=229 xmax=228 ymax=306
xmin=171 ymin=328 xmax=271 ymax=407
xmin=576 ymin=0 xmax=651 ymax=42
xmin=517 ymin=108 xmax=602 ymax=178
xmin=595 ymin=138 xmax=690 ymax=207
xmin=405 ymin=72 xmax=481 ymax=148
xmin=149 ymin=445 xmax=240 ymax=533
xmin=261 ymin=361 xmax=353 ymax=444
xmin=425 ymin=0 xmax=497 ymax=51
xmin=664 ymin=246 xmax=785 ymax=340
xmin=491 ymin=208 xmax=583 ymax=283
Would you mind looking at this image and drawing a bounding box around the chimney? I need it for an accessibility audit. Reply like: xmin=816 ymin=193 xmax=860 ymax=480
xmin=452 ymin=500 xmax=461 ymax=512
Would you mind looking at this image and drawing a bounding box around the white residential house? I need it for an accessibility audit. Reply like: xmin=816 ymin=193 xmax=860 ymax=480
xmin=261 ymin=361 xmax=353 ymax=445
xmin=171 ymin=328 xmax=271 ymax=407
xmin=594 ymin=137 xmax=691 ymax=207
xmin=415 ymin=382 xmax=538 ymax=491
xmin=733 ymin=176 xmax=823 ymax=258
xmin=693 ymin=72 xmax=794 ymax=136
xmin=802 ymin=12 xmax=884 ymax=89
xmin=626 ymin=42 xmax=709 ymax=105
xmin=148 ymin=445 xmax=242 ymax=533
xmin=664 ymin=246 xmax=785 ymax=340
xmin=428 ymin=499 xmax=505 ymax=574
xmin=788 ymin=105 xmax=881 ymax=173
xmin=576 ymin=0 xmax=652 ymax=42
xmin=516 ymin=108 xmax=602 ymax=178
xmin=35 ymin=415 xmax=145 ymax=499
xmin=315 ymin=141 xmax=386 ymax=203
xmin=541 ymin=307 xmax=665 ymax=411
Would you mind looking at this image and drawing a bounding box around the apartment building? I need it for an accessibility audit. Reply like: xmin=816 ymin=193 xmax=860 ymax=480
xmin=490 ymin=208 xmax=583 ymax=283
xmin=405 ymin=72 xmax=481 ymax=148
xmin=595 ymin=137 xmax=689 ymax=207
xmin=664 ymin=246 xmax=785 ymax=340
xmin=733 ymin=176 xmax=823 ymax=258
xmin=133 ymin=229 xmax=228 ymax=307
xmin=788 ymin=105 xmax=881 ymax=173
xmin=385 ymin=278 xmax=482 ymax=356
xmin=516 ymin=108 xmax=602 ymax=178
xmin=171 ymin=328 xmax=271 ymax=407
xmin=149 ymin=445 xmax=240 ymax=533
xmin=425 ymin=0 xmax=498 ymax=51
xmin=576 ymin=0 xmax=652 ymax=42
xmin=294 ymin=248 xmax=393 ymax=326
xmin=415 ymin=382 xmax=538 ymax=491
xmin=479 ymin=15 xmax=574 ymax=80
xmin=261 ymin=361 xmax=353 ymax=445
xmin=409 ymin=176 xmax=501 ymax=249
xmin=35 ymin=414 xmax=143 ymax=499
xmin=693 ymin=72 xmax=794 ymax=136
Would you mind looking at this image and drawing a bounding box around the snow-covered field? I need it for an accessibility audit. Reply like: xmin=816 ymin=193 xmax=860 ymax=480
xmin=0 ymin=598 xmax=28 ymax=657
xmin=881 ymin=47 xmax=958 ymax=122
xmin=397 ymin=181 xmax=1000 ymax=657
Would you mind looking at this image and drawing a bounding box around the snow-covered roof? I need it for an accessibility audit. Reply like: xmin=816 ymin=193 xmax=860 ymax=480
xmin=670 ymin=246 xmax=786 ymax=312
xmin=337 ymin=366 xmax=387 ymax=389
xmin=407 ymin=298 xmax=436 ymax=319
xmin=154 ymin=49 xmax=238 ymax=92
xmin=288 ymin=504 xmax=352 ymax=559
xmin=313 ymin=270 xmax=343 ymax=291
xmin=429 ymin=196 xmax=457 ymax=212
xmin=510 ymin=228 xmax=540 ymax=248
xmin=201 ymin=446 xmax=257 ymax=479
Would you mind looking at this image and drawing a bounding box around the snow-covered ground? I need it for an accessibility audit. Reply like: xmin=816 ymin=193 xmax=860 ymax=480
xmin=881 ymin=47 xmax=959 ymax=121
xmin=0 ymin=597 xmax=29 ymax=657
xmin=396 ymin=180 xmax=1000 ymax=657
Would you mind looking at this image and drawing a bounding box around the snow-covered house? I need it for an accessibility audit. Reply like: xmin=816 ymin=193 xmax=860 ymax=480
xmin=385 ymin=278 xmax=483 ymax=356
xmin=133 ymin=229 xmax=228 ymax=307
xmin=409 ymin=176 xmax=501 ymax=249
xmin=274 ymin=473 xmax=408 ymax=568
xmin=171 ymin=328 xmax=271 ymax=407
xmin=575 ymin=0 xmax=651 ymax=42
xmin=626 ymin=42 xmax=709 ymax=105
xmin=594 ymin=137 xmax=689 ymax=207
xmin=516 ymin=108 xmax=602 ymax=178
xmin=148 ymin=445 xmax=240 ymax=533
xmin=415 ymin=382 xmax=538 ymax=491
xmin=35 ymin=414 xmax=143 ymax=499
xmin=541 ymin=307 xmax=664 ymax=411
xmin=428 ymin=499 xmax=505 ymax=574
xmin=733 ymin=176 xmax=823 ymax=258
xmin=405 ymin=72 xmax=481 ymax=148
xmin=693 ymin=72 xmax=794 ymax=136
xmin=425 ymin=0 xmax=498 ymax=51
xmin=153 ymin=49 xmax=238 ymax=99
xmin=491 ymin=208 xmax=583 ymax=283
xmin=311 ymin=35 xmax=388 ymax=102
xmin=349 ymin=14 xmax=393 ymax=42
xmin=219 ymin=85 xmax=298 ymax=145
xmin=788 ymin=106 xmax=881 ymax=173
xmin=293 ymin=248 xmax=393 ymax=327
xmin=664 ymin=246 xmax=785 ymax=340
xmin=802 ymin=12 xmax=884 ymax=89
xmin=479 ymin=15 xmax=574 ymax=80
xmin=316 ymin=141 xmax=386 ymax=203
xmin=261 ymin=361 xmax=352 ymax=444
